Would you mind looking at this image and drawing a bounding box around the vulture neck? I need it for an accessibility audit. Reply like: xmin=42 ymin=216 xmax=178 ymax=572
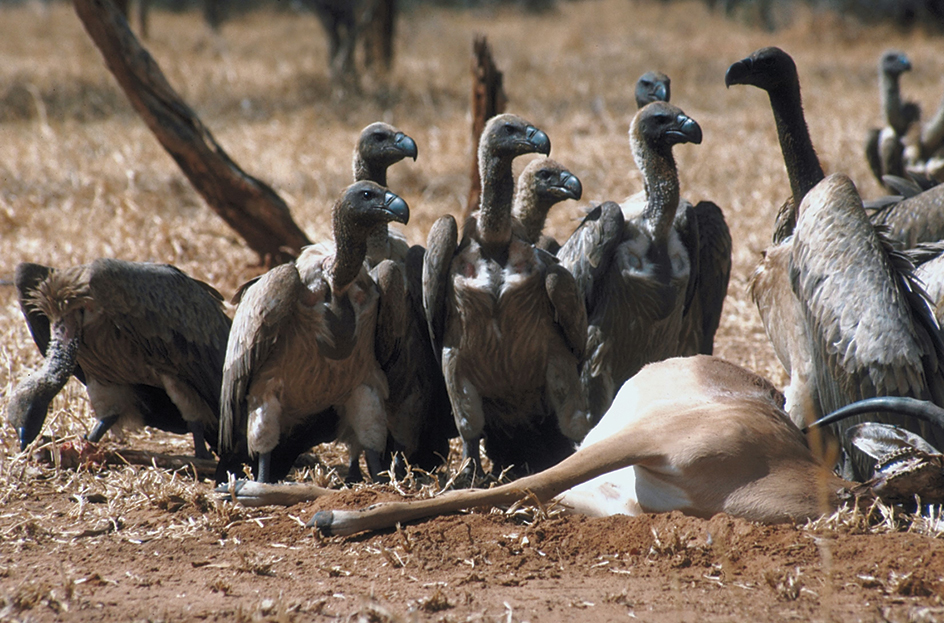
xmin=354 ymin=156 xmax=391 ymax=266
xmin=477 ymin=152 xmax=515 ymax=248
xmin=12 ymin=315 xmax=81 ymax=426
xmin=329 ymin=228 xmax=368 ymax=293
xmin=638 ymin=144 xmax=681 ymax=246
xmin=881 ymin=71 xmax=907 ymax=135
xmin=767 ymin=82 xmax=824 ymax=231
xmin=512 ymin=190 xmax=551 ymax=245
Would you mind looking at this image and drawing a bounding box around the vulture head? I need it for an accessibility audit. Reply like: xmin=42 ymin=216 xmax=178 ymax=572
xmin=335 ymin=180 xmax=410 ymax=235
xmin=479 ymin=113 xmax=551 ymax=165
xmin=724 ymin=46 xmax=798 ymax=95
xmin=518 ymin=157 xmax=583 ymax=204
xmin=631 ymin=101 xmax=702 ymax=164
xmin=635 ymin=70 xmax=671 ymax=109
xmin=880 ymin=50 xmax=912 ymax=78
xmin=354 ymin=122 xmax=418 ymax=184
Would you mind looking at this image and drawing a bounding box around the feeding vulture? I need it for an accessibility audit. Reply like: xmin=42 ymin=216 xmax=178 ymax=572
xmin=9 ymin=259 xmax=231 ymax=467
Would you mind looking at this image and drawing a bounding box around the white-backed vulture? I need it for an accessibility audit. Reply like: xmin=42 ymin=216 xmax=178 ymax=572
xmin=218 ymin=181 xmax=410 ymax=484
xmin=511 ymin=156 xmax=582 ymax=254
xmin=423 ymin=113 xmax=589 ymax=482
xmin=864 ymin=50 xmax=918 ymax=188
xmin=556 ymin=102 xmax=726 ymax=423
xmin=9 ymin=259 xmax=231 ymax=466
xmin=353 ymin=122 xmax=454 ymax=475
xmin=634 ymin=70 xmax=670 ymax=109
xmin=726 ymin=46 xmax=944 ymax=480
xmin=631 ymin=71 xmax=732 ymax=358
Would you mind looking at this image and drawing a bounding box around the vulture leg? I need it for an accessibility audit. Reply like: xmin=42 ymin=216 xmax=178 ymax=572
xmin=257 ymin=451 xmax=273 ymax=484
xmin=87 ymin=414 xmax=120 ymax=443
xmin=189 ymin=421 xmax=212 ymax=460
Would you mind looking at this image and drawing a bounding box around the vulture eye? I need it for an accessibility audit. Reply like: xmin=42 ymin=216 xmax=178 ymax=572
xmin=536 ymin=170 xmax=551 ymax=180
xmin=372 ymin=132 xmax=386 ymax=142
xmin=362 ymin=190 xmax=372 ymax=200
xmin=503 ymin=123 xmax=516 ymax=135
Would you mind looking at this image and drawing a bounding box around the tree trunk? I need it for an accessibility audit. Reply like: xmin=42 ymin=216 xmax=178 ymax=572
xmin=465 ymin=36 xmax=507 ymax=222
xmin=73 ymin=0 xmax=311 ymax=266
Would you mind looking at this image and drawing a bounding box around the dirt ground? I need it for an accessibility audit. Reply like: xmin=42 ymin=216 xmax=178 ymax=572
xmin=5 ymin=0 xmax=944 ymax=621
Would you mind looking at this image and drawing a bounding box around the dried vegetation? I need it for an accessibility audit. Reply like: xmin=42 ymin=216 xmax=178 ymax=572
xmin=3 ymin=0 xmax=944 ymax=620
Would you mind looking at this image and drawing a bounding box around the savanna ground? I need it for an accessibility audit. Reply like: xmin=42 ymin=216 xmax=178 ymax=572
xmin=3 ymin=1 xmax=944 ymax=620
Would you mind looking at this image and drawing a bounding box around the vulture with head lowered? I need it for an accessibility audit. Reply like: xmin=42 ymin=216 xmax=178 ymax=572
xmin=218 ymin=181 xmax=410 ymax=484
xmin=556 ymin=101 xmax=729 ymax=424
xmin=423 ymin=113 xmax=589 ymax=483
xmin=9 ymin=259 xmax=232 ymax=471
xmin=726 ymin=45 xmax=944 ymax=480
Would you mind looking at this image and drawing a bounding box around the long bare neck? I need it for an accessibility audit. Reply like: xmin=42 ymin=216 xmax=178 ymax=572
xmin=881 ymin=71 xmax=907 ymax=134
xmin=512 ymin=188 xmax=552 ymax=244
xmin=768 ymin=84 xmax=824 ymax=208
xmin=637 ymin=144 xmax=680 ymax=245
xmin=354 ymin=153 xmax=390 ymax=265
xmin=478 ymin=152 xmax=515 ymax=246
xmin=329 ymin=225 xmax=368 ymax=292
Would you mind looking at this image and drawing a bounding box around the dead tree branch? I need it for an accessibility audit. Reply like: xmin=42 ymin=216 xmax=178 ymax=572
xmin=465 ymin=35 xmax=507 ymax=222
xmin=73 ymin=0 xmax=311 ymax=266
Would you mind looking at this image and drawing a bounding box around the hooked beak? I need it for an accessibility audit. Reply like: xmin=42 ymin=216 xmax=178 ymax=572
xmin=383 ymin=191 xmax=410 ymax=225
xmin=654 ymin=83 xmax=668 ymax=103
xmin=395 ymin=132 xmax=418 ymax=161
xmin=526 ymin=126 xmax=551 ymax=156
xmin=560 ymin=172 xmax=583 ymax=200
xmin=724 ymin=57 xmax=752 ymax=88
xmin=666 ymin=114 xmax=702 ymax=145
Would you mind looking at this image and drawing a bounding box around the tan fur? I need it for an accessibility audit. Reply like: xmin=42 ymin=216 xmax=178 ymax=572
xmin=255 ymin=356 xmax=851 ymax=536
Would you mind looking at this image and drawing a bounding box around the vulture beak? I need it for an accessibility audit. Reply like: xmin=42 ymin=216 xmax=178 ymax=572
xmin=654 ymin=83 xmax=668 ymax=103
xmin=560 ymin=172 xmax=583 ymax=201
xmin=666 ymin=114 xmax=702 ymax=145
xmin=382 ymin=191 xmax=410 ymax=224
xmin=395 ymin=132 xmax=418 ymax=161
xmin=899 ymin=55 xmax=912 ymax=72
xmin=526 ymin=126 xmax=551 ymax=155
xmin=724 ymin=58 xmax=752 ymax=88
xmin=13 ymin=394 xmax=51 ymax=451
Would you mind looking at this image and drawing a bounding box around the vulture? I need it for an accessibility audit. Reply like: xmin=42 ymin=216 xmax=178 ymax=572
xmin=864 ymin=50 xmax=918 ymax=188
xmin=726 ymin=46 xmax=944 ymax=480
xmin=909 ymin=91 xmax=944 ymax=183
xmin=634 ymin=70 xmax=671 ymax=108
xmin=218 ymin=181 xmax=410 ymax=484
xmin=9 ymin=259 xmax=231 ymax=464
xmin=511 ymin=156 xmax=583 ymax=254
xmin=423 ymin=113 xmax=590 ymax=482
xmin=353 ymin=122 xmax=454 ymax=475
xmin=556 ymin=101 xmax=728 ymax=423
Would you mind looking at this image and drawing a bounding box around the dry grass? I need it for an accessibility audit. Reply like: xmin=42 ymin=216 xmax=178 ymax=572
xmin=2 ymin=0 xmax=944 ymax=533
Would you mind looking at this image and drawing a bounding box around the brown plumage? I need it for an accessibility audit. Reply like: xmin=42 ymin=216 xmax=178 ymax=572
xmin=9 ymin=259 xmax=231 ymax=468
xmin=423 ymin=113 xmax=589 ymax=482
xmin=511 ymin=156 xmax=582 ymax=253
xmin=864 ymin=50 xmax=917 ymax=188
xmin=727 ymin=46 xmax=944 ymax=480
xmin=353 ymin=122 xmax=454 ymax=475
xmin=218 ymin=181 xmax=410 ymax=483
xmin=557 ymin=102 xmax=724 ymax=423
